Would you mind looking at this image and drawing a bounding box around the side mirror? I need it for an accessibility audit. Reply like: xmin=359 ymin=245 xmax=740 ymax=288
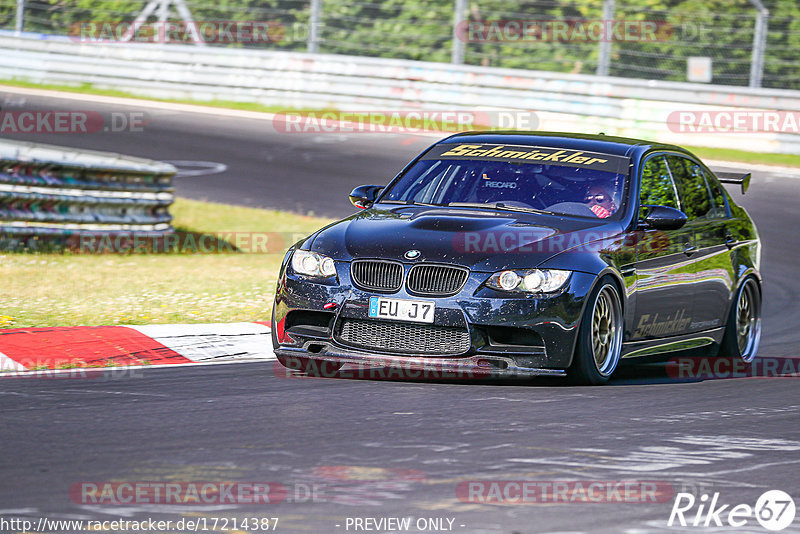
xmin=639 ymin=205 xmax=688 ymax=231
xmin=349 ymin=185 xmax=383 ymax=209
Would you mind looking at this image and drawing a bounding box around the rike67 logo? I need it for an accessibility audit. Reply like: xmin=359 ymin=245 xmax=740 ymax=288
xmin=669 ymin=490 xmax=796 ymax=531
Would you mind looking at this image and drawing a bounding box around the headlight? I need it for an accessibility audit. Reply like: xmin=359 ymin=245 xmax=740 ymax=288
xmin=486 ymin=269 xmax=571 ymax=294
xmin=291 ymin=250 xmax=337 ymax=278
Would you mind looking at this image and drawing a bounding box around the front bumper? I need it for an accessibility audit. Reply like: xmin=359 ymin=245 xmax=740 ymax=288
xmin=272 ymin=262 xmax=597 ymax=377
xmin=275 ymin=344 xmax=566 ymax=378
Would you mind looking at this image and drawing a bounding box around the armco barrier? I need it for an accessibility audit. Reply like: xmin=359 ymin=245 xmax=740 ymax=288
xmin=0 ymin=138 xmax=176 ymax=249
xmin=1 ymin=32 xmax=799 ymax=153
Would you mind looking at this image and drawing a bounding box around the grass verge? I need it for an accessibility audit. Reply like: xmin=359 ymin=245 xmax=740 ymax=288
xmin=2 ymin=78 xmax=799 ymax=169
xmin=684 ymin=145 xmax=800 ymax=168
xmin=0 ymin=198 xmax=334 ymax=328
xmin=0 ymin=79 xmax=319 ymax=114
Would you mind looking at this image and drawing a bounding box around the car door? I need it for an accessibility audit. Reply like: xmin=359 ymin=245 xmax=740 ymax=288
xmin=666 ymin=155 xmax=735 ymax=332
xmin=630 ymin=154 xmax=696 ymax=342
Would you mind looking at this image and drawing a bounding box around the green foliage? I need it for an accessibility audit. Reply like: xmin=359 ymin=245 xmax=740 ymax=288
xmin=640 ymin=155 xmax=678 ymax=208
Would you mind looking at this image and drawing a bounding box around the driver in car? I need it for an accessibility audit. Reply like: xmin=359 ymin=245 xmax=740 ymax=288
xmin=584 ymin=185 xmax=617 ymax=218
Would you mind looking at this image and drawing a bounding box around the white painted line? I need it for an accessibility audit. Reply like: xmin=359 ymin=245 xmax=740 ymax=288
xmin=0 ymin=84 xmax=286 ymax=121
xmin=166 ymin=161 xmax=228 ymax=177
xmin=0 ymin=350 xmax=28 ymax=372
xmin=130 ymin=322 xmax=270 ymax=337
xmin=127 ymin=322 xmax=275 ymax=362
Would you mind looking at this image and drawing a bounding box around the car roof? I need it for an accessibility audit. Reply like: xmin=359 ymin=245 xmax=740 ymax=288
xmin=438 ymin=131 xmax=695 ymax=160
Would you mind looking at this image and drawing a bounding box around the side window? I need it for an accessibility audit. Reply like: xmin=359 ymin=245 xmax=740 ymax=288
xmin=640 ymin=155 xmax=678 ymax=211
xmin=667 ymin=155 xmax=713 ymax=220
xmin=704 ymin=170 xmax=730 ymax=218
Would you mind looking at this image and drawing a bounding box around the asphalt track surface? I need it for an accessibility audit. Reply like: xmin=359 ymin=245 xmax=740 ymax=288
xmin=1 ymin=89 xmax=800 ymax=533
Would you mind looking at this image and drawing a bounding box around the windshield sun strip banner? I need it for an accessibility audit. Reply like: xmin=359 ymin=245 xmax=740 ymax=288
xmin=422 ymin=143 xmax=630 ymax=174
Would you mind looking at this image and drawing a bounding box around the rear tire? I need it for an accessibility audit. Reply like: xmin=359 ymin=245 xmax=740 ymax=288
xmin=569 ymin=277 xmax=624 ymax=385
xmin=719 ymin=277 xmax=762 ymax=362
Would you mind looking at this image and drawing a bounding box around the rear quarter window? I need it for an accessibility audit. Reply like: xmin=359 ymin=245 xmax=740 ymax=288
xmin=639 ymin=155 xmax=679 ymax=210
xmin=667 ymin=155 xmax=713 ymax=220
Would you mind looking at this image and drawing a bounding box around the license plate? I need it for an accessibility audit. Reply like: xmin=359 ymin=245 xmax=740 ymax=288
xmin=368 ymin=296 xmax=435 ymax=323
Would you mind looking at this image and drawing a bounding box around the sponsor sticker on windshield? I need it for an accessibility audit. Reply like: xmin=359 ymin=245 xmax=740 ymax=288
xmin=423 ymin=143 xmax=630 ymax=173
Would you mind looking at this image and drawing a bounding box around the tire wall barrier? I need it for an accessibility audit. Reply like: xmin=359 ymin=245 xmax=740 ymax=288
xmin=0 ymin=138 xmax=176 ymax=250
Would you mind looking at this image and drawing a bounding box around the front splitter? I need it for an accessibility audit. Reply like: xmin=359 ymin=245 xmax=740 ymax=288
xmin=274 ymin=343 xmax=567 ymax=379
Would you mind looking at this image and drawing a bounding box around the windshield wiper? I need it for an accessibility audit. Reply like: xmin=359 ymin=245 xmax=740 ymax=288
xmin=380 ymin=200 xmax=441 ymax=207
xmin=406 ymin=200 xmax=443 ymax=207
xmin=447 ymin=202 xmax=551 ymax=215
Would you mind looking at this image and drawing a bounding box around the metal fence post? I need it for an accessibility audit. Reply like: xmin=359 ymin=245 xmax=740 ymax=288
xmin=15 ymin=0 xmax=24 ymax=35
xmin=596 ymin=0 xmax=614 ymax=76
xmin=451 ymin=0 xmax=467 ymax=64
xmin=749 ymin=0 xmax=768 ymax=88
xmin=121 ymin=0 xmax=204 ymax=45
xmin=308 ymin=0 xmax=322 ymax=53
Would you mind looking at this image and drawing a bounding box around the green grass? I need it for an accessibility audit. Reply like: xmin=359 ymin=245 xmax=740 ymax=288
xmin=170 ymin=198 xmax=331 ymax=236
xmin=0 ymin=79 xmax=325 ymax=115
xmin=3 ymin=78 xmax=799 ymax=168
xmin=0 ymin=198 xmax=334 ymax=328
xmin=683 ymin=145 xmax=800 ymax=168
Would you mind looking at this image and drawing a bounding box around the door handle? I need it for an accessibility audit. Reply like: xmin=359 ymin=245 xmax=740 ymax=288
xmin=683 ymin=244 xmax=698 ymax=256
xmin=725 ymin=235 xmax=738 ymax=249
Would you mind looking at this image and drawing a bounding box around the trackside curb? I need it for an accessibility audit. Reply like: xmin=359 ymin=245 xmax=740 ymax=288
xmin=0 ymin=322 xmax=275 ymax=373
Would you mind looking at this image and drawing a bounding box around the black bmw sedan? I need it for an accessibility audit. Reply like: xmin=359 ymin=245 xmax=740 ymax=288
xmin=272 ymin=132 xmax=762 ymax=385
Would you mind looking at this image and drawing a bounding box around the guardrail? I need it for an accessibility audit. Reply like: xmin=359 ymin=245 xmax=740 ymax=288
xmin=0 ymin=138 xmax=176 ymax=250
xmin=1 ymin=32 xmax=799 ymax=154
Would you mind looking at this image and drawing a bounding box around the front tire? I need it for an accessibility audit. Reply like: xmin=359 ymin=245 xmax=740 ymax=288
xmin=719 ymin=277 xmax=762 ymax=362
xmin=569 ymin=277 xmax=624 ymax=385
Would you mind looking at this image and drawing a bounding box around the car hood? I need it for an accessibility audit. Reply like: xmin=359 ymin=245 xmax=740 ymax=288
xmin=309 ymin=205 xmax=623 ymax=272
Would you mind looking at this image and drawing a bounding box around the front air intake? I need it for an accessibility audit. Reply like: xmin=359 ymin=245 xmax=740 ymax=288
xmin=337 ymin=319 xmax=471 ymax=355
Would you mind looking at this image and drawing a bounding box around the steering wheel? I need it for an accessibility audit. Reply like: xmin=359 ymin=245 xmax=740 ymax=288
xmin=529 ymin=194 xmax=550 ymax=210
xmin=546 ymin=202 xmax=598 ymax=217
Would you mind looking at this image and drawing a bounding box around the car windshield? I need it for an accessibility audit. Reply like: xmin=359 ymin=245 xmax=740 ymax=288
xmin=380 ymin=143 xmax=630 ymax=219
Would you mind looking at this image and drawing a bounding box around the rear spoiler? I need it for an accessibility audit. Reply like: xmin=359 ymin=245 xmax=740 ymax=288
xmin=715 ymin=172 xmax=751 ymax=194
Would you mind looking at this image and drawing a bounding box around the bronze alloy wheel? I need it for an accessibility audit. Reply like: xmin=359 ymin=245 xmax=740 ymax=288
xmin=735 ymin=278 xmax=762 ymax=363
xmin=590 ymin=283 xmax=624 ymax=377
